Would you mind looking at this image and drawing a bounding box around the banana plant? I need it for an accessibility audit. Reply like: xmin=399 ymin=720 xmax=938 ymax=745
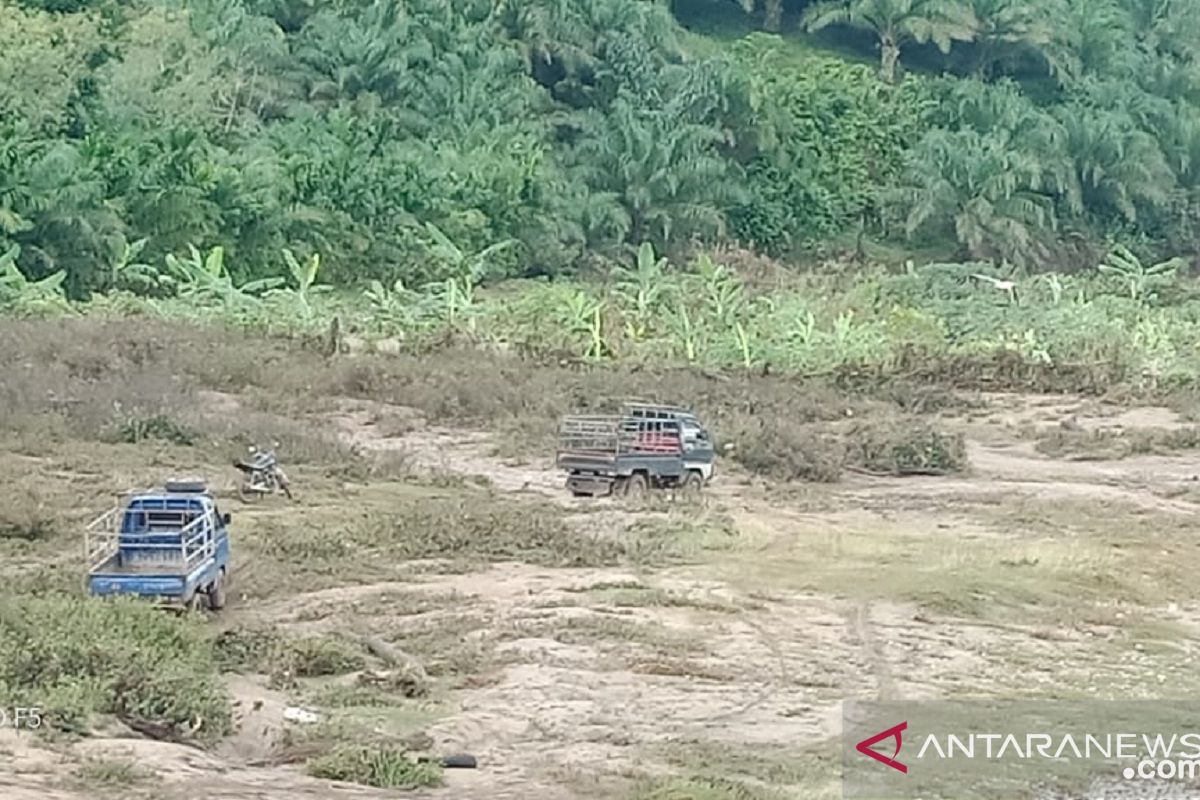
xmin=165 ymin=244 xmax=283 ymax=311
xmin=612 ymin=242 xmax=669 ymax=343
xmin=422 ymin=274 xmax=479 ymax=334
xmin=108 ymin=238 xmax=168 ymax=295
xmin=1097 ymin=245 xmax=1185 ymax=303
xmin=422 ymin=222 xmax=519 ymax=284
xmin=0 ymin=245 xmax=70 ymax=314
xmin=266 ymin=248 xmax=330 ymax=321
xmin=665 ymin=302 xmax=701 ymax=364
xmin=284 ymin=248 xmax=323 ymax=306
xmin=732 ymin=317 xmax=758 ymax=369
xmin=558 ymin=288 xmax=607 ymax=360
xmin=365 ymin=278 xmax=428 ymax=335
xmin=694 ymin=253 xmax=745 ymax=325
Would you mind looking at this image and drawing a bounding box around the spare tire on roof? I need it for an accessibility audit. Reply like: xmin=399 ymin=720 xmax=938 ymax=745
xmin=164 ymin=479 xmax=208 ymax=494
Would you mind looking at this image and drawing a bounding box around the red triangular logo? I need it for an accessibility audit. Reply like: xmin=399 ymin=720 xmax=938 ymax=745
xmin=856 ymin=720 xmax=908 ymax=774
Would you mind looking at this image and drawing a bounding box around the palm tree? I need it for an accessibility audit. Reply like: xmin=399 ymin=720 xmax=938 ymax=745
xmin=1043 ymin=0 xmax=1136 ymax=83
xmin=888 ymin=127 xmax=1059 ymax=264
xmin=291 ymin=0 xmax=429 ymax=104
xmin=495 ymin=0 xmax=681 ymax=97
xmin=1054 ymin=102 xmax=1175 ymax=224
xmin=570 ymin=91 xmax=745 ymax=252
xmin=958 ymin=0 xmax=1064 ymax=78
xmin=802 ymin=0 xmax=976 ymax=83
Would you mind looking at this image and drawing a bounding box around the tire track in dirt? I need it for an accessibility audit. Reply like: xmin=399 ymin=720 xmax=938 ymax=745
xmin=850 ymin=603 xmax=895 ymax=702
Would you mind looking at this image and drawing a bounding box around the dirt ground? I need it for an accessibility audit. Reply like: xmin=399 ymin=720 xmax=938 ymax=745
xmin=5 ymin=383 xmax=1200 ymax=799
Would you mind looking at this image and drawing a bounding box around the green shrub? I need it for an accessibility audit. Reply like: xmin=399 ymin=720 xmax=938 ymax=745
xmin=214 ymin=626 xmax=365 ymax=679
xmin=307 ymin=744 xmax=443 ymax=789
xmin=846 ymin=418 xmax=967 ymax=475
xmin=0 ymin=596 xmax=231 ymax=739
xmin=112 ymin=414 xmax=196 ymax=446
xmin=74 ymin=757 xmax=153 ymax=787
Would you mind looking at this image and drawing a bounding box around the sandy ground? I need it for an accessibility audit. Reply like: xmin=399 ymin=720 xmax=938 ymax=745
xmin=7 ymin=392 xmax=1200 ymax=799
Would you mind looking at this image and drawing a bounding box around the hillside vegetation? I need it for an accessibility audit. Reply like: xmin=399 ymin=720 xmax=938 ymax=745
xmin=4 ymin=0 xmax=1199 ymax=299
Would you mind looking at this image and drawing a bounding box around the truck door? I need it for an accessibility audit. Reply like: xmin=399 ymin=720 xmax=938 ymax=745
xmin=681 ymin=421 xmax=700 ymax=452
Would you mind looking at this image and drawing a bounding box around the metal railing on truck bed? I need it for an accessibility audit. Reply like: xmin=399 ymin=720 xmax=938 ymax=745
xmin=86 ymin=501 xmax=218 ymax=576
xmin=557 ymin=415 xmax=683 ymax=459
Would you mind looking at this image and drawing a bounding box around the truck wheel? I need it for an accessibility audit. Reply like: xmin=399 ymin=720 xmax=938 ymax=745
xmin=681 ymin=470 xmax=704 ymax=495
xmin=623 ymin=473 xmax=647 ymax=499
xmin=208 ymin=571 xmax=227 ymax=611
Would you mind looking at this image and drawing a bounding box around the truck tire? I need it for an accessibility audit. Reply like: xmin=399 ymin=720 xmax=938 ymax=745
xmin=623 ymin=473 xmax=647 ymax=499
xmin=208 ymin=570 xmax=227 ymax=611
xmin=681 ymin=470 xmax=704 ymax=495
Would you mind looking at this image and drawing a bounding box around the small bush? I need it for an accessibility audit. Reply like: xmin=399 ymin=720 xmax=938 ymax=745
xmin=112 ymin=414 xmax=196 ymax=446
xmin=845 ymin=418 xmax=967 ymax=475
xmin=306 ymin=744 xmax=443 ymax=789
xmin=284 ymin=635 xmax=367 ymax=677
xmin=1035 ymin=425 xmax=1200 ymax=460
xmin=0 ymin=489 xmax=59 ymax=541
xmin=213 ymin=626 xmax=282 ymax=673
xmin=621 ymin=514 xmax=740 ymax=565
xmin=214 ymin=626 xmax=365 ymax=678
xmin=0 ymin=596 xmax=231 ymax=739
xmin=727 ymin=421 xmax=846 ymax=482
xmin=74 ymin=757 xmax=153 ymax=787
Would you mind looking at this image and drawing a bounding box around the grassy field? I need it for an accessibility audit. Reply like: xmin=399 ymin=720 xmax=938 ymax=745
xmin=3 ymin=314 xmax=1200 ymax=799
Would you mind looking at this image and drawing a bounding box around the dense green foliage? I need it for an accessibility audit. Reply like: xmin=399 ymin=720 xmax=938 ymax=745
xmin=2 ymin=0 xmax=1197 ymax=299
xmin=0 ymin=596 xmax=231 ymax=738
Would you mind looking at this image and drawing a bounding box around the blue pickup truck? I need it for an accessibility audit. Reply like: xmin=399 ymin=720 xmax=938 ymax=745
xmin=85 ymin=480 xmax=231 ymax=611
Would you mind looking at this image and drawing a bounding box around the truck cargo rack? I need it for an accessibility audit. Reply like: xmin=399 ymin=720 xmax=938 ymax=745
xmin=556 ymin=414 xmax=683 ymax=459
xmin=86 ymin=502 xmax=219 ymax=576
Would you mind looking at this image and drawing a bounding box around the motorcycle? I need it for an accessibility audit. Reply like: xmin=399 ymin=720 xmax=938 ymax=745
xmin=234 ymin=444 xmax=293 ymax=501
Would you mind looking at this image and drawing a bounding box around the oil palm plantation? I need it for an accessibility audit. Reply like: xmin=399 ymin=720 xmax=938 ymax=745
xmin=802 ymin=0 xmax=976 ymax=83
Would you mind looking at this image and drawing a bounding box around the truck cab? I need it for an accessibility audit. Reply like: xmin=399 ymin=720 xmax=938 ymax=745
xmin=85 ymin=480 xmax=231 ymax=611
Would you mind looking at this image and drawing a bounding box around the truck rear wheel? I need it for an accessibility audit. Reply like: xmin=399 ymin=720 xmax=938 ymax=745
xmin=208 ymin=571 xmax=227 ymax=611
xmin=623 ymin=473 xmax=647 ymax=499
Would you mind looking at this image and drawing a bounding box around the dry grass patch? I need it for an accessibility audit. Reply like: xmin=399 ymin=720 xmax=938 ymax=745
xmin=1034 ymin=425 xmax=1200 ymax=460
xmin=643 ymin=739 xmax=839 ymax=800
xmin=532 ymin=613 xmax=706 ymax=657
xmin=72 ymin=756 xmax=155 ymax=788
xmin=0 ymin=317 xmax=976 ymax=488
xmin=571 ymin=581 xmax=755 ymax=614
